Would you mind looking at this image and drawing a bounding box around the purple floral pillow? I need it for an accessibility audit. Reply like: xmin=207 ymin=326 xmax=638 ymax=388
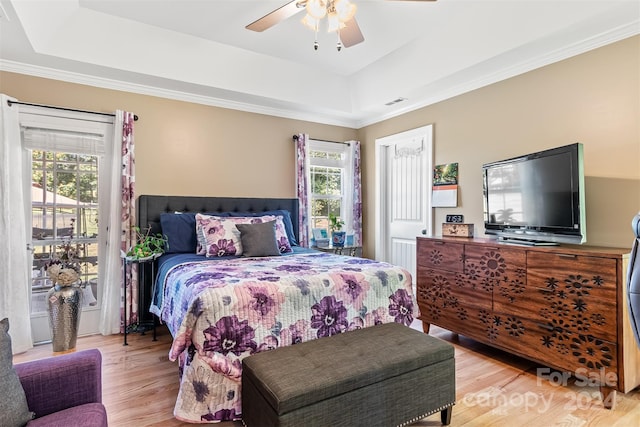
xmin=196 ymin=214 xmax=292 ymax=257
xmin=266 ymin=216 xmax=293 ymax=253
xmin=195 ymin=213 xmax=222 ymax=255
xmin=197 ymin=216 xmax=241 ymax=257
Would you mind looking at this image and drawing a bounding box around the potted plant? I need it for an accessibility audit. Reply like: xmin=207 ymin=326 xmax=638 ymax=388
xmin=122 ymin=226 xmax=168 ymax=261
xmin=328 ymin=213 xmax=346 ymax=247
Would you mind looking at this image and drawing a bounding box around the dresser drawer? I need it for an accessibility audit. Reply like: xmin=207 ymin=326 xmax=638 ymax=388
xmin=417 ymin=238 xmax=464 ymax=272
xmin=527 ymin=251 xmax=617 ymax=291
xmin=525 ymin=251 xmax=617 ymax=343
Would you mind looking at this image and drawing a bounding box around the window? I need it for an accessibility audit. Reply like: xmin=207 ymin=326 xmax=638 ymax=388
xmin=30 ymin=150 xmax=99 ymax=311
xmin=308 ymin=140 xmax=349 ymax=234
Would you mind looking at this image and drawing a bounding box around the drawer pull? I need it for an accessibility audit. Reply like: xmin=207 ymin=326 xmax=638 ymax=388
xmin=434 ymin=241 xmax=445 ymax=245
xmin=536 ymin=322 xmax=554 ymax=332
xmin=558 ymin=254 xmax=577 ymax=259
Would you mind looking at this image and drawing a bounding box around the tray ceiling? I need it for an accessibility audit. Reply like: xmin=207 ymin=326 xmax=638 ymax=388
xmin=0 ymin=0 xmax=638 ymax=127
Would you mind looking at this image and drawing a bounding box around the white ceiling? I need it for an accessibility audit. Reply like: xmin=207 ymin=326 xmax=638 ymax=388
xmin=1 ymin=0 xmax=638 ymax=128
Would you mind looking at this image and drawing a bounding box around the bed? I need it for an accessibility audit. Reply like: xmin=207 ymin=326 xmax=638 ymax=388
xmin=136 ymin=195 xmax=417 ymax=423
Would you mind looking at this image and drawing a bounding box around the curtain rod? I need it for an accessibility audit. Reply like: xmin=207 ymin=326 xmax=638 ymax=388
xmin=292 ymin=134 xmax=350 ymax=145
xmin=6 ymin=100 xmax=139 ymax=121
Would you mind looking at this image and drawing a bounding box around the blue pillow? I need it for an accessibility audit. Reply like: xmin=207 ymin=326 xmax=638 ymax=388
xmin=160 ymin=213 xmax=197 ymax=253
xmin=228 ymin=210 xmax=298 ymax=246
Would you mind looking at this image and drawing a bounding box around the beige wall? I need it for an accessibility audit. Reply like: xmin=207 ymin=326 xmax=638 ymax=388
xmin=0 ymin=73 xmax=357 ymax=198
xmin=357 ymin=35 xmax=640 ymax=256
xmin=2 ymin=35 xmax=638 ymax=257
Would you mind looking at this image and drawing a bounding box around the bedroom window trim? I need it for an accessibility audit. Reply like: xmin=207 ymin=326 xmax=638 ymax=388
xmin=19 ymin=105 xmax=115 ymax=342
xmin=308 ymin=139 xmax=351 ymax=237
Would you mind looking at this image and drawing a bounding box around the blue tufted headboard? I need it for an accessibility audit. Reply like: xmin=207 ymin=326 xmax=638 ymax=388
xmin=137 ymin=195 xmax=300 ymax=242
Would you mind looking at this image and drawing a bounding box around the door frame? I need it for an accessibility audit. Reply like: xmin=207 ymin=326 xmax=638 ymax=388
xmin=374 ymin=125 xmax=434 ymax=263
xmin=19 ymin=106 xmax=114 ymax=343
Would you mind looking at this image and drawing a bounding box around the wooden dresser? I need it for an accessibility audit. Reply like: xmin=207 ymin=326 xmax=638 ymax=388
xmin=416 ymin=236 xmax=640 ymax=407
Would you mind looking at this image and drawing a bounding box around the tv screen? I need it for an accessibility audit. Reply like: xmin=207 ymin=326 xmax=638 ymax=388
xmin=483 ymin=143 xmax=586 ymax=245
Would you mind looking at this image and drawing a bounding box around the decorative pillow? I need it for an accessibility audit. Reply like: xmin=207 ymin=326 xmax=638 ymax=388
xmin=0 ymin=318 xmax=35 ymax=427
xmin=269 ymin=216 xmax=293 ymax=253
xmin=194 ymin=212 xmax=233 ymax=255
xmin=160 ymin=212 xmax=197 ymax=253
xmin=197 ymin=216 xmax=242 ymax=257
xmin=196 ymin=214 xmax=292 ymax=256
xmin=229 ymin=210 xmax=298 ymax=246
xmin=236 ymin=221 xmax=281 ymax=257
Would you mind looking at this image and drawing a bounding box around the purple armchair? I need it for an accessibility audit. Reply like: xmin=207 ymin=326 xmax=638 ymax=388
xmin=15 ymin=349 xmax=108 ymax=426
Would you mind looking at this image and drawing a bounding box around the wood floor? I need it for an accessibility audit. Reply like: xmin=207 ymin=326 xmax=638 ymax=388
xmin=13 ymin=322 xmax=640 ymax=427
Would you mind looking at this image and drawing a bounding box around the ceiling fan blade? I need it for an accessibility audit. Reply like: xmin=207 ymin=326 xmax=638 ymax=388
xmin=339 ymin=17 xmax=364 ymax=48
xmin=246 ymin=1 xmax=304 ymax=32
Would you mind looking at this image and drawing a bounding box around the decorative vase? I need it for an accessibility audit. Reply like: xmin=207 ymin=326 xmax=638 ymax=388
xmin=47 ymin=283 xmax=83 ymax=354
xmin=332 ymin=231 xmax=346 ymax=247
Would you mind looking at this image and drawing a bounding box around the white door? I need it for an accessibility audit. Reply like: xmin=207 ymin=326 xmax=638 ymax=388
xmin=20 ymin=108 xmax=114 ymax=343
xmin=375 ymin=125 xmax=433 ymax=287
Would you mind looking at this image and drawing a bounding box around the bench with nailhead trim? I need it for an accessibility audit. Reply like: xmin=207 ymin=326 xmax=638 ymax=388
xmin=242 ymin=322 xmax=455 ymax=427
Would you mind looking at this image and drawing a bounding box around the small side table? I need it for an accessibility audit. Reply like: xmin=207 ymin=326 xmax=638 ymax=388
xmin=312 ymin=244 xmax=362 ymax=257
xmin=122 ymin=256 xmax=157 ymax=346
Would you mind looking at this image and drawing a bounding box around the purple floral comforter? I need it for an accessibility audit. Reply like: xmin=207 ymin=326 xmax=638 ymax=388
xmin=157 ymin=251 xmax=416 ymax=423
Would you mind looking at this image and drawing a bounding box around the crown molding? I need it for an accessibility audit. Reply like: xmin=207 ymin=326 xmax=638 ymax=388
xmin=0 ymin=59 xmax=360 ymax=129
xmin=355 ymin=21 xmax=640 ymax=129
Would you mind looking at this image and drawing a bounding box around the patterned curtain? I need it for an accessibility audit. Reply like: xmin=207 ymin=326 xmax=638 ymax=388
xmin=295 ymin=134 xmax=310 ymax=247
xmin=120 ymin=112 xmax=136 ymax=331
xmin=350 ymin=140 xmax=363 ymax=246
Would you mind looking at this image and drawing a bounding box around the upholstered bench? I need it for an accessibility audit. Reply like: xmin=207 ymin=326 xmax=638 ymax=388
xmin=242 ymin=322 xmax=455 ymax=427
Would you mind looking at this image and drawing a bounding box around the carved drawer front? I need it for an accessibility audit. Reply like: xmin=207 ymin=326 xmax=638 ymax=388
xmin=417 ymin=266 xmax=492 ymax=310
xmin=463 ymin=244 xmax=527 ymax=303
xmin=525 ymin=252 xmax=617 ymax=343
xmin=417 ymin=265 xmax=491 ymax=334
xmin=417 ymin=239 xmax=464 ymax=272
xmin=493 ymin=313 xmax=618 ymax=378
xmin=527 ymin=252 xmax=617 ymax=292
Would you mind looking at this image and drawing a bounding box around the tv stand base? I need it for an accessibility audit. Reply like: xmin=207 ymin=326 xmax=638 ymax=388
xmin=498 ymin=237 xmax=559 ymax=246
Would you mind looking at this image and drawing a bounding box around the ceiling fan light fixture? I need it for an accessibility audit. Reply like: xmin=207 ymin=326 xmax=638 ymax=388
xmin=334 ymin=0 xmax=357 ymax=22
xmin=298 ymin=0 xmax=362 ymax=51
xmin=306 ymin=0 xmax=327 ymax=19
xmin=301 ymin=13 xmax=319 ymax=31
xmin=326 ymin=12 xmax=342 ymax=32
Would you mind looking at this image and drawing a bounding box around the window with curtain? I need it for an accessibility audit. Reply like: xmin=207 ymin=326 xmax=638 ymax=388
xmin=308 ymin=140 xmax=350 ymax=236
xmin=20 ymin=110 xmax=115 ymax=341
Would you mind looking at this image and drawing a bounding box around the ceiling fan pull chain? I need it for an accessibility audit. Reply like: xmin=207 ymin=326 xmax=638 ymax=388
xmin=336 ymin=31 xmax=342 ymax=51
xmin=314 ymin=20 xmax=319 ymax=50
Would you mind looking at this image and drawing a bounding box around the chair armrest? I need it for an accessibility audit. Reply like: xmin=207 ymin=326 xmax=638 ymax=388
xmin=15 ymin=349 xmax=102 ymax=418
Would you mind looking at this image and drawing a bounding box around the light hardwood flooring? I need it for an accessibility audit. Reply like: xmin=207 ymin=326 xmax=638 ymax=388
xmin=13 ymin=322 xmax=640 ymax=427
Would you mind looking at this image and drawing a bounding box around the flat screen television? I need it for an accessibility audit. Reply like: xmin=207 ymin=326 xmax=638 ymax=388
xmin=483 ymin=143 xmax=586 ymax=245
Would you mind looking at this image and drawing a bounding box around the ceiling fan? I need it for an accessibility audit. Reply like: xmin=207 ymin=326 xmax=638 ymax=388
xmin=246 ymin=0 xmax=437 ymax=51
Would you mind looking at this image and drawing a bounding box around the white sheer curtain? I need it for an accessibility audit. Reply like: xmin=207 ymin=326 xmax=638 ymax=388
xmin=99 ymin=110 xmax=126 ymax=335
xmin=1 ymin=99 xmax=129 ymax=341
xmin=0 ymin=94 xmax=33 ymax=354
